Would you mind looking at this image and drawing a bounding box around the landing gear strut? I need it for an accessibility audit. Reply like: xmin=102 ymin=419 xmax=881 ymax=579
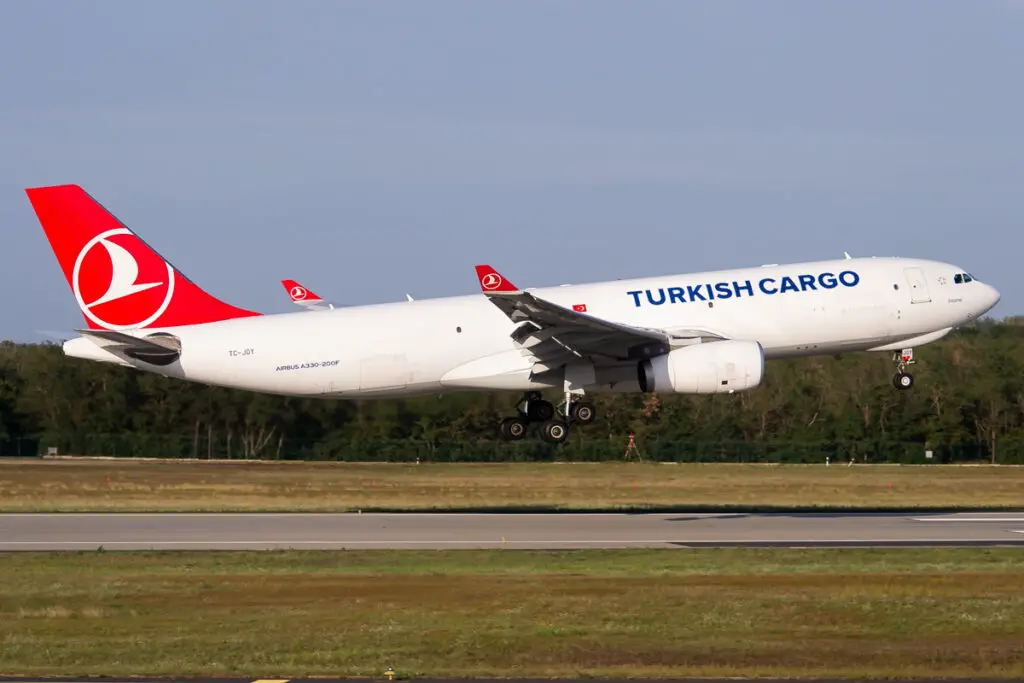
xmin=557 ymin=394 xmax=596 ymax=426
xmin=497 ymin=391 xmax=597 ymax=442
xmin=892 ymin=347 xmax=915 ymax=391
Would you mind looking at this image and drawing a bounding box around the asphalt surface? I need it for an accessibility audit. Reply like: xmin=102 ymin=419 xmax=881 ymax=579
xmin=0 ymin=678 xmax=1009 ymax=683
xmin=1 ymin=511 xmax=1023 ymax=550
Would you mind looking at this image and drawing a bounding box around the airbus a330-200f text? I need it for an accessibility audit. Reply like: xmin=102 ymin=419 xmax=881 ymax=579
xmin=25 ymin=185 xmax=1001 ymax=444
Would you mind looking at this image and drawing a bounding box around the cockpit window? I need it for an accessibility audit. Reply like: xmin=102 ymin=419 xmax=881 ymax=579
xmin=953 ymin=273 xmax=973 ymax=284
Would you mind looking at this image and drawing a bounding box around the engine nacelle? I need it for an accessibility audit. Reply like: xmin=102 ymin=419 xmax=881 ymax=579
xmin=637 ymin=340 xmax=765 ymax=394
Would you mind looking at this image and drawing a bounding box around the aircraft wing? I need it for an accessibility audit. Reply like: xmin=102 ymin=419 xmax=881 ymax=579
xmin=281 ymin=279 xmax=336 ymax=311
xmin=76 ymin=328 xmax=181 ymax=366
xmin=474 ymin=265 xmax=723 ymax=369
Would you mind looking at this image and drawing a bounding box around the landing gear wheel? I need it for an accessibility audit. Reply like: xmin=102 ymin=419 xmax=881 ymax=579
xmin=526 ymin=400 xmax=555 ymax=422
xmin=570 ymin=402 xmax=596 ymax=425
xmin=539 ymin=420 xmax=569 ymax=444
xmin=499 ymin=417 xmax=528 ymax=441
xmin=891 ymin=348 xmax=916 ymax=391
xmin=892 ymin=372 xmax=914 ymax=391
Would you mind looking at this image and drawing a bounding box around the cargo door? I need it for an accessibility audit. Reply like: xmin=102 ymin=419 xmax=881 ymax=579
xmin=903 ymin=267 xmax=931 ymax=304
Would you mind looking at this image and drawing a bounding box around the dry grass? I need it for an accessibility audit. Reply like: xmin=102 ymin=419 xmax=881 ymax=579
xmin=0 ymin=458 xmax=1022 ymax=512
xmin=1 ymin=548 xmax=1022 ymax=678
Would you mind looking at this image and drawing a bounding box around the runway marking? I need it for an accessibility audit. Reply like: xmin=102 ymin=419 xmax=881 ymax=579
xmin=4 ymin=540 xmax=704 ymax=544
xmin=911 ymin=517 xmax=1024 ymax=522
xmin=0 ymin=512 xmax=650 ymax=517
xmin=2 ymin=538 xmax=1020 ymax=546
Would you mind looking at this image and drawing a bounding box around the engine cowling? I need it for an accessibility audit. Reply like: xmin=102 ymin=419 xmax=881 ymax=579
xmin=637 ymin=340 xmax=765 ymax=394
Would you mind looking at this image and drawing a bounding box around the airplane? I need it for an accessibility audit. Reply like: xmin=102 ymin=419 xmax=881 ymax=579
xmin=280 ymin=279 xmax=414 ymax=310
xmin=24 ymin=184 xmax=1001 ymax=444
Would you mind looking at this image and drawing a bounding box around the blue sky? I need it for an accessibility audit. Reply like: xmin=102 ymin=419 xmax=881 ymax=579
xmin=1 ymin=0 xmax=1022 ymax=340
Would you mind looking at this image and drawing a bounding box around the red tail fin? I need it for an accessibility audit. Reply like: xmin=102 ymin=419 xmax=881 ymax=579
xmin=25 ymin=184 xmax=260 ymax=331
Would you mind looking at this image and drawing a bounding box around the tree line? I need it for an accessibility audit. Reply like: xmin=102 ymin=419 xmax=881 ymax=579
xmin=2 ymin=317 xmax=1023 ymax=463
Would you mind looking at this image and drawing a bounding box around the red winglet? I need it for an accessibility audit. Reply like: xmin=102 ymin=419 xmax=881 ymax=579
xmin=474 ymin=264 xmax=519 ymax=293
xmin=25 ymin=184 xmax=260 ymax=331
xmin=281 ymin=279 xmax=322 ymax=303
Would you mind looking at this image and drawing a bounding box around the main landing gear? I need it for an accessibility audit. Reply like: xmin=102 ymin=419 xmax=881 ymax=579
xmin=499 ymin=391 xmax=596 ymax=444
xmin=892 ymin=347 xmax=915 ymax=391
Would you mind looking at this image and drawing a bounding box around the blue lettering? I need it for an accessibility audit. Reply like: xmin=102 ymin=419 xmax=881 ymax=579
xmin=627 ymin=290 xmax=643 ymax=307
xmin=714 ymin=282 xmax=733 ymax=300
xmin=667 ymin=286 xmax=686 ymax=304
xmin=759 ymin=277 xmax=777 ymax=295
xmin=818 ymin=272 xmax=838 ymax=289
xmin=839 ymin=270 xmax=860 ymax=287
xmin=733 ymin=280 xmax=754 ymax=298
xmin=779 ymin=276 xmax=799 ymax=293
xmin=646 ymin=288 xmax=666 ymax=306
xmin=798 ymin=274 xmax=817 ymax=291
xmin=705 ymin=284 xmax=715 ymax=300
xmin=687 ymin=285 xmax=706 ymax=302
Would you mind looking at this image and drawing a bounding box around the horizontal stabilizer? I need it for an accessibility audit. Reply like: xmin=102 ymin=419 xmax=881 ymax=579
xmin=76 ymin=328 xmax=181 ymax=366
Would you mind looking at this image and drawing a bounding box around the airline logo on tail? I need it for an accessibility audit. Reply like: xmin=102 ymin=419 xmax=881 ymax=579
xmin=26 ymin=184 xmax=260 ymax=331
xmin=73 ymin=228 xmax=175 ymax=329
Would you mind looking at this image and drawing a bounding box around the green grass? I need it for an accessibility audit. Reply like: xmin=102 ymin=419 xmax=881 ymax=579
xmin=2 ymin=459 xmax=1023 ymax=512
xmin=1 ymin=548 xmax=1023 ymax=679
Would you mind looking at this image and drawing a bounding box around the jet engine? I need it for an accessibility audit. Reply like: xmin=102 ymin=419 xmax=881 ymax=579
xmin=637 ymin=340 xmax=765 ymax=394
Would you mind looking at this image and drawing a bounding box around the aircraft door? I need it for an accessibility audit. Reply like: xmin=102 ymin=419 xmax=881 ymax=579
xmin=903 ymin=267 xmax=931 ymax=304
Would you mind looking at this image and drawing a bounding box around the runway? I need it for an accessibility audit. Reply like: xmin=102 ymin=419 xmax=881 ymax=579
xmin=1 ymin=511 xmax=1024 ymax=550
xmin=0 ymin=679 xmax=994 ymax=683
xmin=0 ymin=680 xmax=983 ymax=683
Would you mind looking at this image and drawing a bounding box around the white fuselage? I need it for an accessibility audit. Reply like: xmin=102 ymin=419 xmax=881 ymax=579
xmin=64 ymin=256 xmax=1000 ymax=398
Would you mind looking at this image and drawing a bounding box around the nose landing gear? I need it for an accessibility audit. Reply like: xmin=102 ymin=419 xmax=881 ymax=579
xmin=892 ymin=348 xmax=915 ymax=390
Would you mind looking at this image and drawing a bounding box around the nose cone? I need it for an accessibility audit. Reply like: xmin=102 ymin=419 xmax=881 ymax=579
xmin=980 ymin=283 xmax=1001 ymax=313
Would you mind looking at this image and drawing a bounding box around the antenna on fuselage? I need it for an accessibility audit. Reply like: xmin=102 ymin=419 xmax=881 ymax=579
xmin=843 ymin=251 xmax=852 ymax=259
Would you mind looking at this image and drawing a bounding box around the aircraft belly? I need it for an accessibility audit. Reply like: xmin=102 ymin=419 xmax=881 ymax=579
xmin=440 ymin=348 xmax=556 ymax=391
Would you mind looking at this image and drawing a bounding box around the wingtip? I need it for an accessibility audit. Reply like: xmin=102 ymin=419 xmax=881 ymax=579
xmin=33 ymin=329 xmax=75 ymax=343
xmin=474 ymin=264 xmax=519 ymax=293
xmin=281 ymin=279 xmax=321 ymax=302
